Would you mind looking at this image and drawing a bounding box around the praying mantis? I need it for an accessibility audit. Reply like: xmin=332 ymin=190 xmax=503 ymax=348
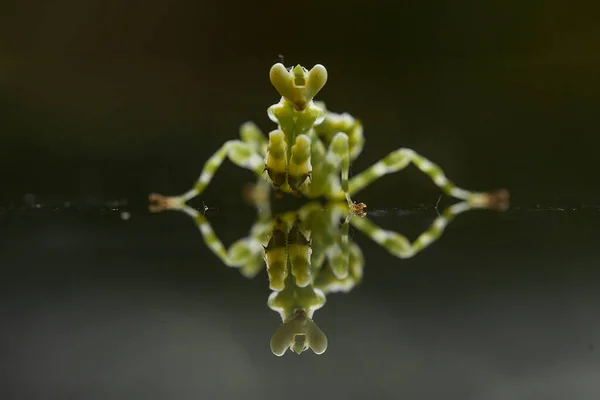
xmin=148 ymin=62 xmax=509 ymax=355
xmin=149 ymin=62 xmax=509 ymax=217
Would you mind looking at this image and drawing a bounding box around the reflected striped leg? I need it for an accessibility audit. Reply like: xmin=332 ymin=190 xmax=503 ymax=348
xmin=348 ymin=148 xmax=509 ymax=211
xmin=157 ymin=203 xmax=270 ymax=278
xmin=314 ymin=241 xmax=364 ymax=294
xmin=322 ymin=208 xmax=351 ymax=280
xmin=149 ymin=139 xmax=265 ymax=211
xmin=307 ymin=202 xmax=364 ymax=293
xmin=350 ymin=200 xmax=486 ymax=259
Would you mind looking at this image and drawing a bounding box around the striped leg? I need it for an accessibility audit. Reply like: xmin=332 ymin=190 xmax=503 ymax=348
xmin=149 ymin=140 xmax=265 ymax=211
xmin=350 ymin=200 xmax=478 ymax=259
xmin=348 ymin=148 xmax=509 ymax=211
xmin=324 ymin=214 xmax=351 ymax=279
xmin=314 ymin=132 xmax=367 ymax=216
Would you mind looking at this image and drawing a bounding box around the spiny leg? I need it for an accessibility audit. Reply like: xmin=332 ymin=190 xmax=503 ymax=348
xmin=149 ymin=139 xmax=265 ymax=211
xmin=263 ymin=218 xmax=290 ymax=291
xmin=264 ymin=130 xmax=287 ymax=191
xmin=349 ymin=148 xmax=509 ymax=210
xmin=287 ymin=134 xmax=312 ymax=194
xmin=287 ymin=218 xmax=313 ymax=287
xmin=350 ymin=200 xmax=483 ymax=259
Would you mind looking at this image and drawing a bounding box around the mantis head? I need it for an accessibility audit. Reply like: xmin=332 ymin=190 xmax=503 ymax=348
xmin=269 ymin=63 xmax=328 ymax=111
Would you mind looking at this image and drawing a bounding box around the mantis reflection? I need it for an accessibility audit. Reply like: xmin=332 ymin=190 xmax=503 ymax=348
xmin=149 ymin=182 xmax=507 ymax=356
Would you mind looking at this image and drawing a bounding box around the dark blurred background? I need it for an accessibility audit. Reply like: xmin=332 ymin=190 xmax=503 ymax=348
xmin=2 ymin=1 xmax=600 ymax=399
xmin=1 ymin=0 xmax=598 ymax=207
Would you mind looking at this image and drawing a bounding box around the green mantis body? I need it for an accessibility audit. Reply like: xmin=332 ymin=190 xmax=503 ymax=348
xmin=149 ymin=63 xmax=509 ymax=217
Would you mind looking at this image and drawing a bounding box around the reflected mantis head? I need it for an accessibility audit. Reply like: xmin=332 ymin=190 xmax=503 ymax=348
xmin=270 ymin=309 xmax=328 ymax=356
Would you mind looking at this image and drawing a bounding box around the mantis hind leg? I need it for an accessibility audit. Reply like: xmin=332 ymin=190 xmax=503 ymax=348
xmin=348 ymin=147 xmax=509 ymax=211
